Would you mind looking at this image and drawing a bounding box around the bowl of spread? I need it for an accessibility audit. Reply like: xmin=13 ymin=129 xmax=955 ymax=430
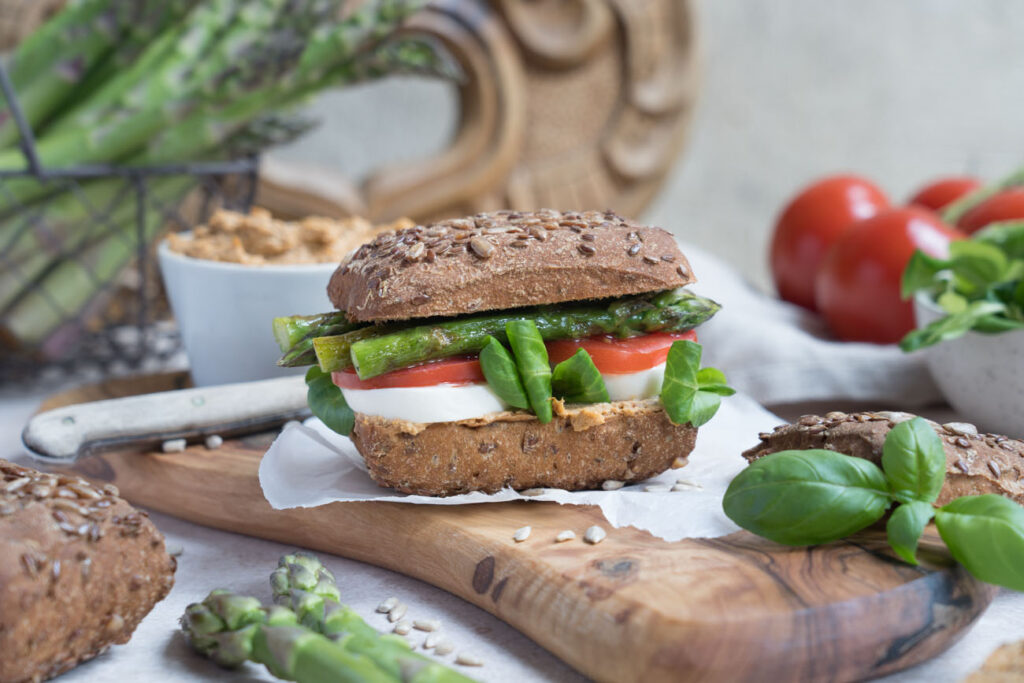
xmin=159 ymin=208 xmax=410 ymax=386
xmin=914 ymin=292 xmax=1024 ymax=437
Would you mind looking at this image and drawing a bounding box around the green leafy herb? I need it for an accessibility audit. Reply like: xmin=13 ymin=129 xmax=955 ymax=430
xmin=886 ymin=500 xmax=935 ymax=565
xmin=881 ymin=417 xmax=946 ymax=503
xmin=305 ymin=366 xmax=354 ymax=437
xmin=551 ymin=348 xmax=610 ymax=404
xmin=505 ymin=320 xmax=553 ymax=423
xmin=722 ymin=450 xmax=892 ymax=546
xmin=660 ymin=340 xmax=735 ymax=427
xmin=901 ymin=217 xmax=1024 ymax=351
xmin=934 ymin=495 xmax=1024 ymax=592
xmin=479 ymin=336 xmax=530 ymax=409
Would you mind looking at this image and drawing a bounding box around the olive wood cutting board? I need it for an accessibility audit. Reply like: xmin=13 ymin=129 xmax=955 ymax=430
xmin=39 ymin=373 xmax=996 ymax=683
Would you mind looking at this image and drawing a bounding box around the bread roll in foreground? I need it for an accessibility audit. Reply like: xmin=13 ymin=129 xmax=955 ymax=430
xmin=352 ymin=398 xmax=696 ymax=496
xmin=743 ymin=411 xmax=1024 ymax=505
xmin=0 ymin=460 xmax=175 ymax=683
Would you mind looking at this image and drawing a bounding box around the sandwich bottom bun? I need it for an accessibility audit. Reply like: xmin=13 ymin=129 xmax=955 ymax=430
xmin=350 ymin=398 xmax=696 ymax=496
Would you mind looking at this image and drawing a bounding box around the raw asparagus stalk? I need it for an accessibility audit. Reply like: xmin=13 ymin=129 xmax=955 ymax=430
xmin=271 ymin=553 xmax=475 ymax=683
xmin=313 ymin=289 xmax=722 ymax=378
xmin=274 ymin=312 xmax=365 ymax=367
xmin=181 ymin=590 xmax=396 ymax=682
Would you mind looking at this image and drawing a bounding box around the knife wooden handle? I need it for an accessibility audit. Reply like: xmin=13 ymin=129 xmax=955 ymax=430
xmin=22 ymin=376 xmax=309 ymax=463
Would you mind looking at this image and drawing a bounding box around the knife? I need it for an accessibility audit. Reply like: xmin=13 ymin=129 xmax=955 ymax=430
xmin=22 ymin=375 xmax=310 ymax=464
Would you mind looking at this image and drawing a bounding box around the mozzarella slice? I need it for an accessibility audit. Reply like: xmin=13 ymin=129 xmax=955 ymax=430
xmin=602 ymin=363 xmax=666 ymax=402
xmin=341 ymin=383 xmax=508 ymax=423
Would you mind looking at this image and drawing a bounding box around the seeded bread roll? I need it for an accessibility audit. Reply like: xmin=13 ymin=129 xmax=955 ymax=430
xmin=0 ymin=460 xmax=175 ymax=683
xmin=742 ymin=411 xmax=1024 ymax=506
xmin=329 ymin=209 xmax=694 ymax=322
xmin=350 ymin=398 xmax=696 ymax=496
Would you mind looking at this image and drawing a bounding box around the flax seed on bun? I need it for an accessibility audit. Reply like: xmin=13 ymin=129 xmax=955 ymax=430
xmin=328 ymin=209 xmax=694 ymax=323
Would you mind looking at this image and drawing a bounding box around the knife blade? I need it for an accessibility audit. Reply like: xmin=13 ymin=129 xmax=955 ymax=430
xmin=22 ymin=375 xmax=310 ymax=464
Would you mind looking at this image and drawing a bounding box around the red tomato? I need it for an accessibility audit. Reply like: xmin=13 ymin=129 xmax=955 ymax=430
xmin=907 ymin=176 xmax=981 ymax=212
xmin=815 ymin=207 xmax=964 ymax=344
xmin=956 ymin=188 xmax=1024 ymax=234
xmin=771 ymin=175 xmax=889 ymax=311
xmin=333 ymin=356 xmax=484 ymax=389
xmin=546 ymin=330 xmax=697 ymax=374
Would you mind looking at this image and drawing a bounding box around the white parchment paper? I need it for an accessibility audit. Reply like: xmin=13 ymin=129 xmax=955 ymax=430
xmin=259 ymin=391 xmax=781 ymax=541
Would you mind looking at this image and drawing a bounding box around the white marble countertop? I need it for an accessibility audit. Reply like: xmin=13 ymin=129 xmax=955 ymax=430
xmin=2 ymin=385 xmax=1022 ymax=682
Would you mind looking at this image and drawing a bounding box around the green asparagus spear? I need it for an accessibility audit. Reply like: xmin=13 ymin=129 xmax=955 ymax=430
xmin=312 ymin=289 xmax=720 ymax=378
xmin=182 ymin=589 xmax=396 ymax=682
xmin=275 ymin=312 xmax=366 ymax=367
xmin=271 ymin=553 xmax=476 ymax=683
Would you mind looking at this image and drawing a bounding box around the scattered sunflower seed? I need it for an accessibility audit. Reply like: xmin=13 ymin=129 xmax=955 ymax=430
xmin=165 ymin=544 xmax=184 ymax=557
xmin=601 ymin=480 xmax=624 ymax=491
xmin=423 ymin=632 xmax=443 ymax=649
xmin=673 ymin=478 xmax=703 ymax=490
xmin=387 ymin=602 xmax=408 ymax=622
xmin=161 ymin=438 xmax=186 ymax=453
xmin=554 ymin=530 xmax=576 ymax=543
xmin=583 ymin=526 xmax=607 ymax=545
xmin=376 ymin=597 xmax=398 ymax=613
xmin=513 ymin=526 xmax=531 ymax=542
xmin=204 ymin=435 xmax=223 ymax=450
xmin=433 ymin=639 xmax=455 ymax=656
xmin=413 ymin=619 xmax=441 ymax=632
xmin=393 ymin=620 xmax=412 ymax=635
xmin=671 ymin=456 xmax=690 ymax=469
xmin=644 ymin=484 xmax=671 ymax=492
xmin=456 ymin=653 xmax=484 ymax=667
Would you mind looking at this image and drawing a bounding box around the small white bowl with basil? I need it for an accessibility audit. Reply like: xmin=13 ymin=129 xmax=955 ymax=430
xmin=903 ymin=222 xmax=1024 ymax=436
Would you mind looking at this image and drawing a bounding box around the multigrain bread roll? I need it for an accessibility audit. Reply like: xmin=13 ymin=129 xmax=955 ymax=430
xmin=329 ymin=209 xmax=694 ymax=322
xmin=0 ymin=460 xmax=175 ymax=683
xmin=351 ymin=398 xmax=696 ymax=496
xmin=742 ymin=411 xmax=1024 ymax=505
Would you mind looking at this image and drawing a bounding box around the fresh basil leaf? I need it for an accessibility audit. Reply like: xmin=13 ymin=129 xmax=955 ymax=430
xmin=902 ymin=250 xmax=950 ymax=299
xmin=886 ymin=500 xmax=935 ymax=566
xmin=937 ymin=289 xmax=968 ymax=314
xmin=881 ymin=417 xmax=946 ymax=503
xmin=935 ymin=494 xmax=1024 ymax=592
xmin=899 ymin=300 xmax=1006 ymax=352
xmin=660 ymin=340 xmax=732 ymax=427
xmin=696 ymin=367 xmax=736 ymax=396
xmin=974 ymin=220 xmax=1024 ymax=260
xmin=949 ymin=240 xmax=1009 ymax=295
xmin=479 ymin=336 xmax=530 ymax=409
xmin=551 ymin=348 xmax=610 ymax=404
xmin=723 ymin=450 xmax=892 ymax=546
xmin=505 ymin=320 xmax=553 ymax=423
xmin=305 ymin=366 xmax=354 ymax=436
xmin=974 ymin=313 xmax=1024 ymax=334
xmin=689 ymin=391 xmax=723 ymax=428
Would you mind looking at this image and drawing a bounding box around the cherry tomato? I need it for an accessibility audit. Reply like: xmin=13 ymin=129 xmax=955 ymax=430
xmin=907 ymin=176 xmax=981 ymax=212
xmin=333 ymin=356 xmax=484 ymax=389
xmin=956 ymin=188 xmax=1024 ymax=234
xmin=815 ymin=207 xmax=964 ymax=344
xmin=545 ymin=331 xmax=697 ymax=373
xmin=771 ymin=175 xmax=889 ymax=310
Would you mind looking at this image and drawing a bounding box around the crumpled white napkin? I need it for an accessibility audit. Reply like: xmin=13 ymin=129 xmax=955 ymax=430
xmin=681 ymin=243 xmax=942 ymax=406
xmin=259 ymin=391 xmax=781 ymax=541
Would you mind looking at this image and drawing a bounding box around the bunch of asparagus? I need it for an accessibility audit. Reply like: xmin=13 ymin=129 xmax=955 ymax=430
xmin=0 ymin=0 xmax=453 ymax=358
xmin=182 ymin=552 xmax=475 ymax=683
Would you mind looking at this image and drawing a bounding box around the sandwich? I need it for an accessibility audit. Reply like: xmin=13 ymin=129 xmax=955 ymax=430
xmin=273 ymin=209 xmax=731 ymax=496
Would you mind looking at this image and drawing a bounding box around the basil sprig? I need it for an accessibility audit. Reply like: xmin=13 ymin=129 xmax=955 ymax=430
xmin=901 ymin=222 xmax=1024 ymax=352
xmin=724 ymin=417 xmax=1024 ymax=591
xmin=551 ymin=349 xmax=609 ymax=404
xmin=660 ymin=340 xmax=735 ymax=427
xmin=305 ymin=366 xmax=354 ymax=436
xmin=505 ymin=320 xmax=554 ymax=423
xmin=479 ymin=336 xmax=530 ymax=409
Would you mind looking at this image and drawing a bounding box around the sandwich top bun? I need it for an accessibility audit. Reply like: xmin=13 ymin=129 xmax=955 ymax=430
xmin=329 ymin=209 xmax=694 ymax=322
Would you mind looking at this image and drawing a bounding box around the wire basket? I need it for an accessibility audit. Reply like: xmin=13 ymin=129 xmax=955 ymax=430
xmin=0 ymin=65 xmax=259 ymax=383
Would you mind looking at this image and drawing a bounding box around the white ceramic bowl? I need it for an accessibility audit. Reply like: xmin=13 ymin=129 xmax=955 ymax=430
xmin=914 ymin=292 xmax=1024 ymax=437
xmin=157 ymin=240 xmax=338 ymax=386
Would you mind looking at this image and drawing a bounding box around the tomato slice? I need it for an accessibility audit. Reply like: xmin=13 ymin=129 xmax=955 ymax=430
xmin=546 ymin=330 xmax=697 ymax=374
xmin=333 ymin=330 xmax=699 ymax=390
xmin=333 ymin=356 xmax=484 ymax=390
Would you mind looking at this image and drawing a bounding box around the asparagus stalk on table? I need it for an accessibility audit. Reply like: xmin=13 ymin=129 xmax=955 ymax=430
xmin=181 ymin=590 xmax=398 ymax=682
xmin=302 ymin=289 xmax=721 ymax=378
xmin=271 ymin=553 xmax=476 ymax=683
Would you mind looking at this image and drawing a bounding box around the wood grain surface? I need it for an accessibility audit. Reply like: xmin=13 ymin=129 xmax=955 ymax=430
xmin=41 ymin=374 xmax=997 ymax=683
